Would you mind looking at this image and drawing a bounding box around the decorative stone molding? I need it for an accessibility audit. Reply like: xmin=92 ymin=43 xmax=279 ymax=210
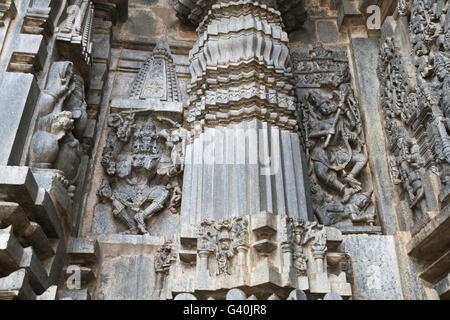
xmin=22 ymin=0 xmax=55 ymax=37
xmin=173 ymin=212 xmax=352 ymax=299
xmin=56 ymin=0 xmax=95 ymax=79
xmin=377 ymin=37 xmax=435 ymax=229
xmin=407 ymin=0 xmax=450 ymax=207
xmin=182 ymin=0 xmax=299 ymax=131
xmin=0 ymin=0 xmax=16 ymax=27
xmin=130 ymin=38 xmax=180 ymax=103
xmin=110 ymin=38 xmax=183 ymax=120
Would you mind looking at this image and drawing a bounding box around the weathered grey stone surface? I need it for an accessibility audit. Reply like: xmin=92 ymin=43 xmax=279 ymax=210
xmin=226 ymin=288 xmax=247 ymax=300
xmin=174 ymin=293 xmax=197 ymax=300
xmin=323 ymin=292 xmax=343 ymax=300
xmin=0 ymin=72 xmax=38 ymax=166
xmin=434 ymin=273 xmax=450 ymax=300
xmin=350 ymin=38 xmax=399 ymax=236
xmin=341 ymin=234 xmax=404 ymax=300
xmin=0 ymin=269 xmax=36 ymax=300
xmin=0 ymin=0 xmax=447 ymax=301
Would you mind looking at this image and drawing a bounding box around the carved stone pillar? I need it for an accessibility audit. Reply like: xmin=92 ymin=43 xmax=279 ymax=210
xmin=172 ymin=0 xmax=312 ymax=225
xmin=235 ymin=245 xmax=249 ymax=284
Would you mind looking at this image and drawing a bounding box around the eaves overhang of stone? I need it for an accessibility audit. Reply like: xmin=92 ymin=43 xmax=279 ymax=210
xmin=92 ymin=0 xmax=128 ymax=23
xmin=171 ymin=0 xmax=307 ymax=32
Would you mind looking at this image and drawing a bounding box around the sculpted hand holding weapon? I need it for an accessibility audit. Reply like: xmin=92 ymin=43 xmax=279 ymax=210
xmin=308 ymin=88 xmax=368 ymax=203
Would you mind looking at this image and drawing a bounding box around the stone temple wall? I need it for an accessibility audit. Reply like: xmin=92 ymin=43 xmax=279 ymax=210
xmin=0 ymin=0 xmax=448 ymax=300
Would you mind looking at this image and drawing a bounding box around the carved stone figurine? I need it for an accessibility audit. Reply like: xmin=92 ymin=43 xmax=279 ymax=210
xmin=99 ymin=116 xmax=169 ymax=234
xmin=296 ymin=47 xmax=376 ymax=228
xmin=314 ymin=190 xmax=376 ymax=226
xmin=154 ymin=241 xmax=174 ymax=298
xmin=98 ymin=112 xmax=186 ymax=235
xmin=30 ymin=61 xmax=85 ymax=186
xmin=307 ymin=87 xmax=367 ymax=204
xmin=294 ymin=246 xmax=308 ymax=277
xmin=216 ymin=241 xmax=233 ymax=276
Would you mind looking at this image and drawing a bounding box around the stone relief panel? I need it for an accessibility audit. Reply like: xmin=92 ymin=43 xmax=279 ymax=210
xmin=97 ymin=111 xmax=185 ymax=235
xmin=377 ymin=36 xmax=439 ymax=230
xmin=154 ymin=240 xmax=175 ymax=298
xmin=92 ymin=37 xmax=185 ymax=236
xmin=29 ymin=61 xmax=89 ymax=194
xmin=129 ymin=38 xmax=180 ymax=103
xmin=110 ymin=38 xmax=184 ymax=115
xmin=292 ymin=43 xmax=378 ymax=231
xmin=406 ymin=0 xmax=450 ymax=208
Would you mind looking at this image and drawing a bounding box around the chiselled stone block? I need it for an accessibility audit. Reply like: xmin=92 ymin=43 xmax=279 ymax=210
xmin=0 ymin=166 xmax=39 ymax=206
xmin=179 ymin=250 xmax=197 ymax=264
xmin=59 ymin=288 xmax=91 ymax=300
xmin=419 ymin=249 xmax=450 ymax=285
xmin=337 ymin=0 xmax=364 ymax=31
xmin=0 ymin=201 xmax=55 ymax=259
xmin=0 ymin=226 xmax=23 ymax=277
xmin=33 ymin=188 xmax=64 ymax=239
xmin=434 ymin=273 xmax=450 ymax=300
xmin=21 ymin=222 xmax=54 ymax=260
xmin=250 ymin=259 xmax=281 ymax=287
xmin=0 ymin=72 xmax=39 ymax=166
xmin=309 ymin=272 xmax=331 ymax=294
xmin=7 ymin=34 xmax=47 ymax=73
xmin=251 ymin=212 xmax=277 ymax=238
xmin=325 ymin=227 xmax=343 ymax=251
xmin=408 ymin=206 xmax=450 ymax=262
xmin=0 ymin=269 xmax=36 ymax=300
xmin=330 ymin=280 xmax=352 ymax=297
xmin=36 ymin=285 xmax=58 ymax=300
xmin=0 ymin=202 xmax=30 ymax=234
xmin=67 ymin=238 xmax=100 ymax=264
xmin=19 ymin=247 xmax=49 ymax=294
xmin=253 ymin=239 xmax=277 ymax=255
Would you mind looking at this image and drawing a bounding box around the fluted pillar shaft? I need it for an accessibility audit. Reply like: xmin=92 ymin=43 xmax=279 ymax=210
xmin=180 ymin=0 xmax=312 ymax=224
